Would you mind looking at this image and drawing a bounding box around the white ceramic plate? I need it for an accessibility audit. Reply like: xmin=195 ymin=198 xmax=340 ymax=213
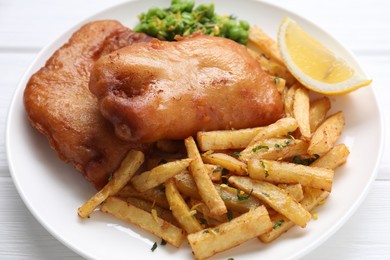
xmin=7 ymin=0 xmax=384 ymax=259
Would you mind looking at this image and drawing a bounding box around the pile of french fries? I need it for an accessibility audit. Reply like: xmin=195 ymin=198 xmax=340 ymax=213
xmin=77 ymin=25 xmax=350 ymax=260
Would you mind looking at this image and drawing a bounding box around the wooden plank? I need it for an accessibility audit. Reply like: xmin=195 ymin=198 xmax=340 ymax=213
xmin=0 ymin=178 xmax=81 ymax=259
xmin=0 ymin=53 xmax=37 ymax=175
xmin=0 ymin=0 xmax=389 ymax=51
xmin=0 ymin=0 xmax=125 ymax=49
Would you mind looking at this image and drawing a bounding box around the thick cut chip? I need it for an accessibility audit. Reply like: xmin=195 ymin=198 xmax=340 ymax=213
xmin=202 ymin=153 xmax=247 ymax=175
xmin=188 ymin=205 xmax=272 ymax=260
xmin=165 ymin=178 xmax=203 ymax=234
xmin=308 ymin=111 xmax=345 ymax=155
xmin=229 ymin=176 xmax=311 ymax=228
xmin=197 ymin=127 xmax=264 ymax=151
xmin=101 ymin=197 xmax=185 ymax=247
xmin=78 ymin=150 xmax=144 ymax=218
xmin=131 ymin=158 xmax=191 ymax=192
xmin=185 ymin=137 xmax=227 ymax=216
xmin=248 ymin=159 xmax=334 ymax=192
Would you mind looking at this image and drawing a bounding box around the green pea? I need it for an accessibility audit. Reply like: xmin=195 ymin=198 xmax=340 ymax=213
xmin=228 ymin=27 xmax=242 ymax=41
xmin=239 ymin=20 xmax=250 ymax=30
xmin=182 ymin=12 xmax=195 ymax=25
xmin=146 ymin=7 xmax=160 ymax=18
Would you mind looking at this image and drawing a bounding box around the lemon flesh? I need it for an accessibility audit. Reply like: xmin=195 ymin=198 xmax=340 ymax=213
xmin=278 ymin=17 xmax=371 ymax=95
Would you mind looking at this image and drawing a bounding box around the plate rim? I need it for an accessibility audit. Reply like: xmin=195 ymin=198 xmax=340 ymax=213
xmin=6 ymin=0 xmax=385 ymax=259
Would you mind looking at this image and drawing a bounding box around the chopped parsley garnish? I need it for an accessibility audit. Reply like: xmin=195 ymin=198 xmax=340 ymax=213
xmin=252 ymin=145 xmax=269 ymax=152
xmin=158 ymin=159 xmax=168 ymax=165
xmin=261 ymin=192 xmax=270 ymax=197
xmin=227 ymin=210 xmax=233 ymax=221
xmin=233 ymin=151 xmax=241 ymax=158
xmin=293 ymin=154 xmax=320 ymax=166
xmin=260 ymin=160 xmax=269 ymax=177
xmin=275 ymin=139 xmax=294 ymax=149
xmin=273 ymin=219 xmax=285 ymax=229
xmin=237 ymin=189 xmax=253 ymax=201
xmin=287 ymin=131 xmax=295 ymax=140
xmin=213 ymin=166 xmax=222 ymax=173
xmin=273 ymin=77 xmax=280 ymax=84
xmin=203 ymin=229 xmax=210 ymax=234
xmin=151 ymin=242 xmax=158 ymax=252
xmin=107 ymin=174 xmax=113 ymax=181
xmin=228 ymin=258 xmax=234 ymax=260
xmin=160 ymin=239 xmax=167 ymax=245
xmin=222 ymin=197 xmax=232 ymax=201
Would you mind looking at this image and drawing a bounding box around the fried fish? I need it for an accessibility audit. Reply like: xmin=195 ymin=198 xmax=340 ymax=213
xmin=89 ymin=35 xmax=284 ymax=143
xmin=24 ymin=20 xmax=151 ymax=189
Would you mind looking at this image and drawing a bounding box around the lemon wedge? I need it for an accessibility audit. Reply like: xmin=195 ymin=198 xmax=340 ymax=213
xmin=278 ymin=17 xmax=372 ymax=95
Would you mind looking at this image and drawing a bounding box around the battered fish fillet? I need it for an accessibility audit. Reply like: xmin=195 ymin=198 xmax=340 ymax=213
xmin=24 ymin=20 xmax=151 ymax=189
xmin=89 ymin=35 xmax=284 ymax=143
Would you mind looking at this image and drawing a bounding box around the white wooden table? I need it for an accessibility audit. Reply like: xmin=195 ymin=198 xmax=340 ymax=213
xmin=1 ymin=0 xmax=389 ymax=259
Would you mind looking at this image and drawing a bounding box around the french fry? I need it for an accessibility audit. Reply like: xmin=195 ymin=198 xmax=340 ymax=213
xmin=260 ymin=140 xmax=346 ymax=243
xmin=197 ymin=127 xmax=264 ymax=151
xmin=131 ymin=158 xmax=191 ymax=192
xmin=146 ymin=156 xmax=182 ymax=170
xmin=293 ymin=87 xmax=311 ymax=138
xmin=174 ymin=171 xmax=262 ymax=213
xmin=165 ymin=178 xmax=203 ymax=234
xmin=188 ymin=205 xmax=272 ymax=260
xmin=248 ymin=26 xmax=283 ymax=65
xmin=228 ymin=176 xmax=311 ymax=228
xmin=202 ymin=153 xmax=247 ymax=175
xmin=101 ymin=197 xmax=184 ymax=247
xmin=185 ymin=137 xmax=227 ymax=216
xmin=241 ymin=138 xmax=308 ymax=162
xmin=308 ymin=111 xmax=345 ymax=155
xmin=247 ymin=48 xmax=296 ymax=86
xmin=78 ymin=150 xmax=144 ymax=218
xmin=215 ymin=184 xmax=262 ymax=213
xmin=259 ymin=187 xmax=329 ymax=243
xmin=205 ymin=164 xmax=222 ymax=181
xmin=188 ymin=198 xmax=228 ymax=223
xmin=309 ymin=97 xmax=331 ymax=132
xmin=241 ymin=117 xmax=298 ymax=159
xmin=248 ymin=117 xmax=298 ymax=146
xmin=125 ymin=197 xmax=179 ymax=226
xmin=248 ymin=159 xmax=334 ymax=192
xmin=278 ymin=184 xmax=304 ymax=202
xmin=284 ymin=85 xmax=299 ymax=117
xmin=174 ymin=171 xmax=201 ymax=199
xmin=273 ymin=76 xmax=286 ymax=95
xmin=117 ymin=184 xmax=170 ymax=209
xmin=310 ymin=144 xmax=350 ymax=169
